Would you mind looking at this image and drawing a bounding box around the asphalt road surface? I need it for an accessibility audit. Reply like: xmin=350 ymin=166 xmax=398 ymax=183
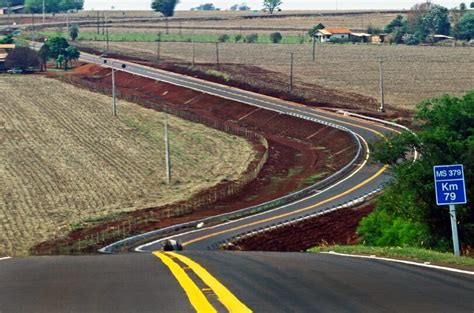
xmin=1 ymin=252 xmax=473 ymax=313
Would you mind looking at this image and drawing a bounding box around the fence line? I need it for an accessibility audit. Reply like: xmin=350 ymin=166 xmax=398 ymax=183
xmin=40 ymin=75 xmax=269 ymax=255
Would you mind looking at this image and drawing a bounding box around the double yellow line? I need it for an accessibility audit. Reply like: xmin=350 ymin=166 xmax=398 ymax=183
xmin=154 ymin=251 xmax=252 ymax=313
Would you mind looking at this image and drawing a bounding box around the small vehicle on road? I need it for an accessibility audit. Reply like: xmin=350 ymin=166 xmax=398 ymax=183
xmin=7 ymin=68 xmax=23 ymax=74
xmin=162 ymin=239 xmax=183 ymax=251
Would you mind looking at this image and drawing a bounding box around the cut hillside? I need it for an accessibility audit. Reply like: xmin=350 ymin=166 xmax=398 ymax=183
xmin=0 ymin=75 xmax=256 ymax=256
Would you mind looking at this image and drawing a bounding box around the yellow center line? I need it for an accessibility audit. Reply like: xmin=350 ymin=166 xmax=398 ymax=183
xmin=167 ymin=252 xmax=253 ymax=313
xmin=183 ymin=165 xmax=389 ymax=247
xmin=153 ymin=252 xmax=217 ymax=313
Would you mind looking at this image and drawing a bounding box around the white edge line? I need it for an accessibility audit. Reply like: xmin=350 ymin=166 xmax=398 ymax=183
xmin=321 ymin=251 xmax=474 ymax=276
xmin=0 ymin=257 xmax=11 ymax=261
xmin=135 ymin=134 xmax=372 ymax=252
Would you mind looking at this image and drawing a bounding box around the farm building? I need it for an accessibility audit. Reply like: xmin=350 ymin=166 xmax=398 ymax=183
xmin=350 ymin=33 xmax=372 ymax=43
xmin=313 ymin=27 xmax=352 ymax=42
xmin=0 ymin=5 xmax=25 ymax=15
xmin=371 ymin=34 xmax=389 ymax=44
xmin=0 ymin=44 xmax=15 ymax=71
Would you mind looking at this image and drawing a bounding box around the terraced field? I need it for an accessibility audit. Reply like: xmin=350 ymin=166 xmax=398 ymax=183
xmin=0 ymin=75 xmax=255 ymax=256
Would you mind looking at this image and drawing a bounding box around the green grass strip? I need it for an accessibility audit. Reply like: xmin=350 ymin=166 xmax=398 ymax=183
xmin=309 ymin=245 xmax=474 ymax=269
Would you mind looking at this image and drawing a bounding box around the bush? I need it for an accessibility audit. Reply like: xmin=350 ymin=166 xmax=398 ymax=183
xmin=403 ymin=33 xmax=422 ymax=45
xmin=5 ymin=47 xmax=40 ymax=70
xmin=245 ymin=33 xmax=258 ymax=43
xmin=234 ymin=34 xmax=243 ymax=42
xmin=358 ymin=209 xmax=431 ymax=247
xmin=269 ymin=32 xmax=283 ymax=43
xmin=218 ymin=34 xmax=230 ymax=43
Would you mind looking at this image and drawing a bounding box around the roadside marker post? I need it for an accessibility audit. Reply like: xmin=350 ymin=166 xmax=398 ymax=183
xmin=433 ymin=164 xmax=468 ymax=256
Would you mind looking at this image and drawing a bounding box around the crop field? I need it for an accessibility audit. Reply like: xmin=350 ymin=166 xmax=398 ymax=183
xmin=0 ymin=75 xmax=255 ymax=256
xmin=80 ymin=40 xmax=474 ymax=110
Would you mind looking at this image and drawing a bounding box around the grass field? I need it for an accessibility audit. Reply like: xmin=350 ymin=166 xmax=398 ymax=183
xmin=80 ymin=40 xmax=474 ymax=110
xmin=0 ymin=75 xmax=255 ymax=256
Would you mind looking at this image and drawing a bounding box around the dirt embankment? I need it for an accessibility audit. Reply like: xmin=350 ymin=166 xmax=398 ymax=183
xmin=32 ymin=63 xmax=357 ymax=254
xmin=231 ymin=203 xmax=375 ymax=252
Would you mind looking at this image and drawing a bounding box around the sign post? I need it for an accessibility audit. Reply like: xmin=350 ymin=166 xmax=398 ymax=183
xmin=433 ymin=164 xmax=468 ymax=256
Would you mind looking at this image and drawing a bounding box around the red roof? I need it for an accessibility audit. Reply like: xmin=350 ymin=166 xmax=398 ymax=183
xmin=324 ymin=27 xmax=352 ymax=34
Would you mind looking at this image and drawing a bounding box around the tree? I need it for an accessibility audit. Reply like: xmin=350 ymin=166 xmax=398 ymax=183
xmin=69 ymin=24 xmax=79 ymax=41
xmin=63 ymin=45 xmax=79 ymax=70
xmin=460 ymin=2 xmax=467 ymax=11
xmin=456 ymin=11 xmax=474 ymax=40
xmin=263 ymin=0 xmax=282 ymax=14
xmin=384 ymin=15 xmax=408 ymax=34
xmin=38 ymin=44 xmax=50 ymax=71
xmin=25 ymin=0 xmax=84 ymax=13
xmin=0 ymin=34 xmax=14 ymax=44
xmin=194 ymin=3 xmax=216 ymax=10
xmin=45 ymin=36 xmax=69 ymax=59
xmin=471 ymin=1 xmax=474 ymax=8
xmin=5 ymin=47 xmax=40 ymax=70
xmin=151 ymin=0 xmax=179 ymax=17
xmin=230 ymin=3 xmax=250 ymax=11
xmin=269 ymin=32 xmax=282 ymax=43
xmin=308 ymin=23 xmax=325 ymax=36
xmin=362 ymin=92 xmax=474 ymax=251
xmin=420 ymin=4 xmax=451 ymax=35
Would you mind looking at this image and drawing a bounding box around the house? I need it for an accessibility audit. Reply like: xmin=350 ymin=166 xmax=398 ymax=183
xmin=0 ymin=5 xmax=25 ymax=15
xmin=0 ymin=44 xmax=15 ymax=71
xmin=313 ymin=27 xmax=352 ymax=43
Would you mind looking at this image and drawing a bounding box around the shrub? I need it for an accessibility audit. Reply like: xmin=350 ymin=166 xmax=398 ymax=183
xmin=5 ymin=47 xmax=40 ymax=70
xmin=234 ymin=34 xmax=243 ymax=42
xmin=218 ymin=34 xmax=230 ymax=43
xmin=403 ymin=33 xmax=423 ymax=45
xmin=269 ymin=32 xmax=283 ymax=43
xmin=245 ymin=33 xmax=258 ymax=43
xmin=358 ymin=209 xmax=431 ymax=247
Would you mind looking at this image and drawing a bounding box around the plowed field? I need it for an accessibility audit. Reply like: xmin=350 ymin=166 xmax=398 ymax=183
xmin=0 ymin=75 xmax=255 ymax=256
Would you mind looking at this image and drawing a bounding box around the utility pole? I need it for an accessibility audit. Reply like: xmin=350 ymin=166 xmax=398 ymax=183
xmin=31 ymin=13 xmax=35 ymax=49
xmin=111 ymin=63 xmax=117 ymax=116
xmin=66 ymin=10 xmax=69 ymax=32
xmin=312 ymin=37 xmax=316 ymax=62
xmin=156 ymin=32 xmax=161 ymax=62
xmin=215 ymin=42 xmax=220 ymax=71
xmin=164 ymin=115 xmax=171 ymax=185
xmin=106 ymin=23 xmax=110 ymax=52
xmin=96 ymin=12 xmax=100 ymax=34
xmin=289 ymin=52 xmax=294 ymax=93
xmin=379 ymin=58 xmax=385 ymax=112
xmin=192 ymin=37 xmax=195 ymax=67
xmin=102 ymin=12 xmax=105 ymax=35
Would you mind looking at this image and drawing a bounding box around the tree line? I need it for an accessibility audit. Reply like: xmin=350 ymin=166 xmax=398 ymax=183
xmin=383 ymin=2 xmax=474 ymax=44
xmin=0 ymin=0 xmax=84 ymax=13
xmin=152 ymin=0 xmax=282 ymax=16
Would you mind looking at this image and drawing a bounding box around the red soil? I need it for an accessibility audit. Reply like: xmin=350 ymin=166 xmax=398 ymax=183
xmin=232 ymin=203 xmax=375 ymax=252
xmin=32 ymin=64 xmax=357 ymax=254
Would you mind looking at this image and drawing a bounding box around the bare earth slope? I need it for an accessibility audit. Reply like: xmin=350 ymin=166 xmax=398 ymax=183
xmin=0 ymin=75 xmax=255 ymax=256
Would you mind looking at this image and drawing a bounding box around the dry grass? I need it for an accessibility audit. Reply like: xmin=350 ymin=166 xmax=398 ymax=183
xmin=0 ymin=75 xmax=255 ymax=256
xmin=84 ymin=40 xmax=474 ymax=110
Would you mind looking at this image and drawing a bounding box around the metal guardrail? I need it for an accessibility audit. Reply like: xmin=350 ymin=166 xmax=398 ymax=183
xmin=218 ymin=187 xmax=384 ymax=250
xmin=100 ymin=114 xmax=363 ymax=253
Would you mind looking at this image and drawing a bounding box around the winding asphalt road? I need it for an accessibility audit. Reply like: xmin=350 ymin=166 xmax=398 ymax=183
xmin=1 ymin=53 xmax=473 ymax=312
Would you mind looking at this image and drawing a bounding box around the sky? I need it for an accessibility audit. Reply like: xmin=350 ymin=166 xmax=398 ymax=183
xmin=84 ymin=1 xmax=465 ymax=11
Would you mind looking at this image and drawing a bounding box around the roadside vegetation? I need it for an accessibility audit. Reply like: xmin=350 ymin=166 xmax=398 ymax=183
xmin=309 ymin=246 xmax=474 ymax=269
xmin=358 ymin=91 xmax=473 ymax=254
xmin=0 ymin=76 xmax=255 ymax=256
